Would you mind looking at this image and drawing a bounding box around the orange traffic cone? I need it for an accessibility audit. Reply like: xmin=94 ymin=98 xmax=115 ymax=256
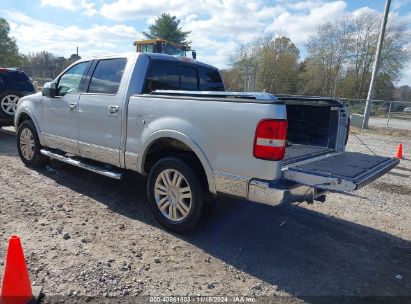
xmin=1 ymin=235 xmax=41 ymax=304
xmin=395 ymin=144 xmax=403 ymax=159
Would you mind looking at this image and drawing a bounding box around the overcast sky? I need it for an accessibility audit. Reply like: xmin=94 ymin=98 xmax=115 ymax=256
xmin=1 ymin=0 xmax=411 ymax=86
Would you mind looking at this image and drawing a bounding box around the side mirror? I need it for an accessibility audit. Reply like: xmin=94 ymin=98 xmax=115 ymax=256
xmin=192 ymin=50 xmax=197 ymax=60
xmin=42 ymin=82 xmax=58 ymax=98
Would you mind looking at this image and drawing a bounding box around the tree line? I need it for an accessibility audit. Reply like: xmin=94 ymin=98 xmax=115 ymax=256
xmin=223 ymin=11 xmax=410 ymax=101
xmin=0 ymin=13 xmax=187 ymax=86
xmin=1 ymin=12 xmax=410 ymax=101
xmin=0 ymin=18 xmax=80 ymax=85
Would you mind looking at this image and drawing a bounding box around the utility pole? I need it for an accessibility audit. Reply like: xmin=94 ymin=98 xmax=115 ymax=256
xmin=244 ymin=64 xmax=249 ymax=92
xmin=253 ymin=64 xmax=257 ymax=91
xmin=362 ymin=0 xmax=391 ymax=129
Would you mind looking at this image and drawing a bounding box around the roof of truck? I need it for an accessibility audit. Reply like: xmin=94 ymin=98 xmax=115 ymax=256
xmin=73 ymin=52 xmax=219 ymax=71
xmin=144 ymin=53 xmax=219 ymax=70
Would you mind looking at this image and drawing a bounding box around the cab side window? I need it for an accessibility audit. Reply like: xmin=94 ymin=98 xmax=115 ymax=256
xmin=57 ymin=62 xmax=89 ymax=96
xmin=180 ymin=66 xmax=198 ymax=91
xmin=199 ymin=67 xmax=224 ymax=91
xmin=144 ymin=61 xmax=179 ymax=93
xmin=88 ymin=58 xmax=127 ymax=94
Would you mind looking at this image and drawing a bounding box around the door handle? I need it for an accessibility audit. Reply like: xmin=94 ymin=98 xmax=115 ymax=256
xmin=69 ymin=103 xmax=77 ymax=110
xmin=108 ymin=105 xmax=119 ymax=113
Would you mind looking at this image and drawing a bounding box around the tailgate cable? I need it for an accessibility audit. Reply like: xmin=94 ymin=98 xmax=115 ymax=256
xmin=351 ymin=132 xmax=378 ymax=156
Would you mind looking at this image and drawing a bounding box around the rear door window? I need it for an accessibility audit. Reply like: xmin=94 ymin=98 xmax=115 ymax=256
xmin=0 ymin=74 xmax=5 ymax=91
xmin=144 ymin=61 xmax=179 ymax=93
xmin=180 ymin=65 xmax=198 ymax=90
xmin=8 ymin=72 xmax=35 ymax=92
xmin=198 ymin=67 xmax=224 ymax=91
xmin=88 ymin=58 xmax=127 ymax=94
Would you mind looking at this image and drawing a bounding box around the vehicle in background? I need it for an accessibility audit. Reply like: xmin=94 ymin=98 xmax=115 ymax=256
xmin=14 ymin=53 xmax=399 ymax=232
xmin=403 ymin=107 xmax=411 ymax=112
xmin=133 ymin=38 xmax=196 ymax=59
xmin=0 ymin=68 xmax=36 ymax=127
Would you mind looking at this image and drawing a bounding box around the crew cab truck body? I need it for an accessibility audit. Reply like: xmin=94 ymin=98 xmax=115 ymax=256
xmin=15 ymin=53 xmax=399 ymax=231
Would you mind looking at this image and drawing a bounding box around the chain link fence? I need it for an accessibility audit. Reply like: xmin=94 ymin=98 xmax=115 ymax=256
xmin=341 ymin=98 xmax=411 ymax=131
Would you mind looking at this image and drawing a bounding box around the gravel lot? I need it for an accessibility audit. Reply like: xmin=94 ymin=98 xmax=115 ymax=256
xmin=0 ymin=127 xmax=410 ymax=302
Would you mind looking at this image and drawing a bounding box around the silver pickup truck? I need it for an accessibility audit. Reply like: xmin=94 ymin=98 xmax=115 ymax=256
xmin=15 ymin=53 xmax=399 ymax=232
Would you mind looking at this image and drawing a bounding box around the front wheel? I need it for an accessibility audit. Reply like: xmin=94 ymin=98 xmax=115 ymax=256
xmin=147 ymin=157 xmax=205 ymax=232
xmin=17 ymin=120 xmax=49 ymax=167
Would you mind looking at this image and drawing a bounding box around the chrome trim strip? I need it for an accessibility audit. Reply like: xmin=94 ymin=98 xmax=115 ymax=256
xmin=150 ymin=90 xmax=278 ymax=101
xmin=79 ymin=141 xmax=120 ymax=166
xmin=42 ymin=132 xmax=78 ymax=154
xmin=40 ymin=149 xmax=123 ymax=180
xmin=125 ymin=152 xmax=139 ymax=171
xmin=213 ymin=171 xmax=249 ymax=198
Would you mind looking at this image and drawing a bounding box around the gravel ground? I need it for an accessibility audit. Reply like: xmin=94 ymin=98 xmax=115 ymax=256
xmin=0 ymin=127 xmax=410 ymax=303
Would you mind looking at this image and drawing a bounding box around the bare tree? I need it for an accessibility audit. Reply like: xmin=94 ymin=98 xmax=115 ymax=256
xmin=302 ymin=19 xmax=352 ymax=96
xmin=303 ymin=11 xmax=410 ymax=99
xmin=227 ymin=34 xmax=299 ymax=94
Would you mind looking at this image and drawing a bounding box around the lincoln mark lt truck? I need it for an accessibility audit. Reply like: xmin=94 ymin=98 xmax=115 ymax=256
xmin=15 ymin=53 xmax=399 ymax=231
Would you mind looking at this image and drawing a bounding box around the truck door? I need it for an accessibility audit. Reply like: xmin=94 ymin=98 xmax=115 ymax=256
xmin=282 ymin=152 xmax=399 ymax=191
xmin=78 ymin=58 xmax=128 ymax=166
xmin=42 ymin=61 xmax=91 ymax=154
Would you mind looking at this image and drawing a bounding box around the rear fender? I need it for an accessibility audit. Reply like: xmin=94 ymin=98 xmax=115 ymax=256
xmin=138 ymin=130 xmax=216 ymax=194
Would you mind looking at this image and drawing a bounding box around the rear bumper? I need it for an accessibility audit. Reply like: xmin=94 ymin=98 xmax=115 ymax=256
xmin=214 ymin=171 xmax=324 ymax=206
xmin=248 ymin=179 xmax=326 ymax=206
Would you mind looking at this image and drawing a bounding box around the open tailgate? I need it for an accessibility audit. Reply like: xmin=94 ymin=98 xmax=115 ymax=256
xmin=282 ymin=152 xmax=399 ymax=192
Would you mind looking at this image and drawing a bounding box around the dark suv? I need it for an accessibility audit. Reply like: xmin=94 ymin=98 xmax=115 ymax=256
xmin=0 ymin=68 xmax=36 ymax=127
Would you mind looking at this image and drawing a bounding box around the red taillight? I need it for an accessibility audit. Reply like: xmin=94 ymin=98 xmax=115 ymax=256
xmin=253 ymin=119 xmax=288 ymax=161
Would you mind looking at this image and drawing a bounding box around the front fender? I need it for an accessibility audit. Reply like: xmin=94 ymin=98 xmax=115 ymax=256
xmin=138 ymin=130 xmax=216 ymax=194
xmin=15 ymin=93 xmax=44 ymax=145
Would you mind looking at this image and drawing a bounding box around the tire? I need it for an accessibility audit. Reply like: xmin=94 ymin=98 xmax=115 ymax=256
xmin=147 ymin=157 xmax=206 ymax=232
xmin=0 ymin=92 xmax=22 ymax=118
xmin=17 ymin=120 xmax=49 ymax=167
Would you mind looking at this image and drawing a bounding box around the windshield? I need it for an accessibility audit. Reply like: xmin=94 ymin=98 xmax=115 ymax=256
xmin=161 ymin=43 xmax=186 ymax=57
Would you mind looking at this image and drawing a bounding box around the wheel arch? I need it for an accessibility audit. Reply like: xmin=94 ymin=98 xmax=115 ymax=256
xmin=15 ymin=109 xmax=44 ymax=146
xmin=138 ymin=130 xmax=216 ymax=194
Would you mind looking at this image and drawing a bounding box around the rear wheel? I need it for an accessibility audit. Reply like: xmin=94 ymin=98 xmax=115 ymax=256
xmin=147 ymin=157 xmax=205 ymax=232
xmin=17 ymin=120 xmax=49 ymax=167
xmin=0 ymin=93 xmax=21 ymax=117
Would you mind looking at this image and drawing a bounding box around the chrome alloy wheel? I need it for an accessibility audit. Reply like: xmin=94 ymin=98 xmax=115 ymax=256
xmin=20 ymin=128 xmax=35 ymax=160
xmin=154 ymin=169 xmax=192 ymax=222
xmin=1 ymin=94 xmax=19 ymax=115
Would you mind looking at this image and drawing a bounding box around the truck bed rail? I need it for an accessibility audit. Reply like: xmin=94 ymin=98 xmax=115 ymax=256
xmin=142 ymin=90 xmax=280 ymax=104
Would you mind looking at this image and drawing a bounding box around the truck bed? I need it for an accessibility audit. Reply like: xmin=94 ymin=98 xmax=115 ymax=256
xmin=281 ymin=97 xmax=346 ymax=166
xmin=283 ymin=144 xmax=332 ymax=165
